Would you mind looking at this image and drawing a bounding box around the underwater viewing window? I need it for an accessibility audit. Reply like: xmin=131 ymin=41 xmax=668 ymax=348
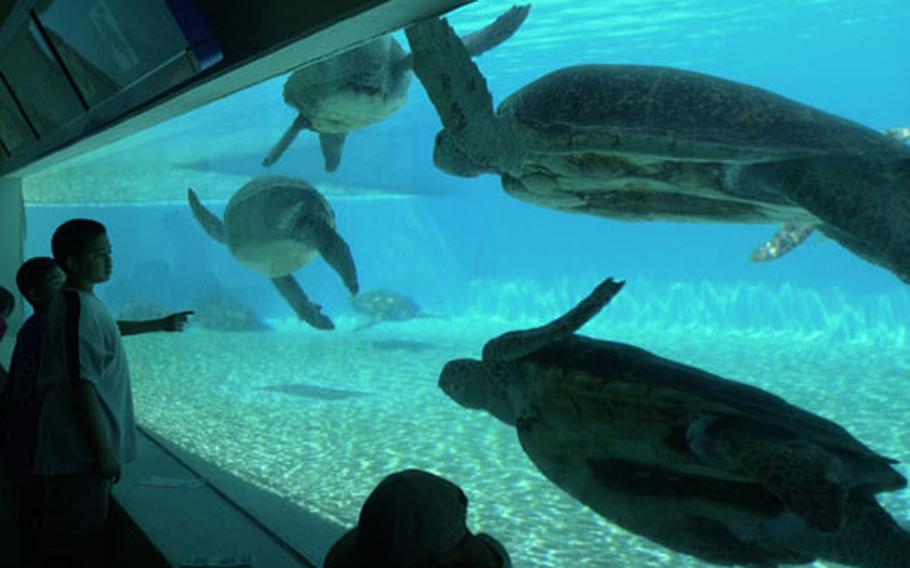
xmin=11 ymin=0 xmax=910 ymax=566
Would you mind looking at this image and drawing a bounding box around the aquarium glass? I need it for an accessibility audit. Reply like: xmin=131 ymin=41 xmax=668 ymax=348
xmin=21 ymin=1 xmax=910 ymax=566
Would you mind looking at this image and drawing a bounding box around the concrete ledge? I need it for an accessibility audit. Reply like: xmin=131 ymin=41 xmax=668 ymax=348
xmin=113 ymin=427 xmax=346 ymax=568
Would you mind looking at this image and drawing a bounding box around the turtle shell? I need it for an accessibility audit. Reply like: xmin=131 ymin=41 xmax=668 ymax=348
xmin=351 ymin=290 xmax=420 ymax=321
xmin=283 ymin=36 xmax=410 ymax=133
xmin=224 ymin=176 xmax=334 ymax=277
xmin=503 ymin=335 xmax=905 ymax=563
xmin=508 ymin=335 xmax=904 ymax=491
xmin=498 ymin=64 xmax=908 ymax=163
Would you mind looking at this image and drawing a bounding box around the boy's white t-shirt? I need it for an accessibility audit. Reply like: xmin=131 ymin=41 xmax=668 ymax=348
xmin=34 ymin=289 xmax=137 ymax=475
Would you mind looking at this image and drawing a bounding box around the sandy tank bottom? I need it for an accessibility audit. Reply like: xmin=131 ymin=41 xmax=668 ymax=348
xmin=126 ymin=316 xmax=910 ymax=568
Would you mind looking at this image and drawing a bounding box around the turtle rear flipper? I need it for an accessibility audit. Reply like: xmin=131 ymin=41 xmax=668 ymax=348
xmin=750 ymin=223 xmax=815 ymax=262
xmin=819 ymin=494 xmax=910 ymax=567
xmin=883 ymin=126 xmax=910 ymax=143
xmin=271 ymin=275 xmax=334 ymax=330
xmin=263 ymin=114 xmax=310 ymax=167
xmin=313 ymin=219 xmax=359 ymax=295
xmin=187 ymin=188 xmax=226 ymax=243
xmin=483 ymin=278 xmax=624 ymax=362
xmin=319 ymin=132 xmax=347 ymax=172
xmin=713 ymin=420 xmax=847 ymax=533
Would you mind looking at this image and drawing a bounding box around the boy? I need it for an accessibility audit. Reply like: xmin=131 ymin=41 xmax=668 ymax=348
xmin=2 ymin=258 xmax=65 ymax=565
xmin=33 ymin=219 xmax=192 ymax=567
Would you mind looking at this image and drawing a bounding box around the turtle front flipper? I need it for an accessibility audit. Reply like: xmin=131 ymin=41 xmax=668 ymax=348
xmin=459 ymin=4 xmax=530 ymax=57
xmin=318 ymin=132 xmax=347 ymax=172
xmin=271 ymin=275 xmax=334 ymax=330
xmin=712 ymin=419 xmax=847 ymax=533
xmin=313 ymin=219 xmax=359 ymax=295
xmin=406 ymin=17 xmax=497 ymax=133
xmin=187 ymin=188 xmax=226 ymax=243
xmin=393 ymin=5 xmax=530 ymax=75
xmin=482 ymin=278 xmax=624 ymax=361
xmin=262 ymin=114 xmax=310 ymax=167
xmin=749 ymin=223 xmax=815 ymax=262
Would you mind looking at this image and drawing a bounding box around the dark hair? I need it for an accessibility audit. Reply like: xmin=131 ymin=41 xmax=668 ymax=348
xmin=51 ymin=219 xmax=107 ymax=269
xmin=0 ymin=285 xmax=14 ymax=315
xmin=16 ymin=257 xmax=60 ymax=298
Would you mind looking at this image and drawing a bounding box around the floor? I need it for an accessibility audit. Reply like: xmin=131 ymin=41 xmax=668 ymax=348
xmin=0 ymin=426 xmax=346 ymax=568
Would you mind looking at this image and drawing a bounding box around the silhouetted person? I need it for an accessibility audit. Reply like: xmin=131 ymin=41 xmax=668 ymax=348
xmin=325 ymin=468 xmax=512 ymax=568
xmin=32 ymin=220 xmax=192 ymax=567
xmin=0 ymin=284 xmax=14 ymax=389
xmin=2 ymin=258 xmax=65 ymax=565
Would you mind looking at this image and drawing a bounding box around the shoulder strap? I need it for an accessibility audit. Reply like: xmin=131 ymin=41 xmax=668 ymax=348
xmin=61 ymin=290 xmax=82 ymax=388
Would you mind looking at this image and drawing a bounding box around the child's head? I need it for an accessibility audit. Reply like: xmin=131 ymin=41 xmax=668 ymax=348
xmin=0 ymin=285 xmax=14 ymax=341
xmin=51 ymin=219 xmax=112 ymax=285
xmin=325 ymin=468 xmax=510 ymax=568
xmin=16 ymin=257 xmax=66 ymax=312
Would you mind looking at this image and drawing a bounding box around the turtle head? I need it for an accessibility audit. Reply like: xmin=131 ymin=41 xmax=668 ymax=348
xmin=434 ymin=130 xmax=486 ymax=177
xmin=439 ymin=358 xmax=515 ymax=425
xmin=433 ymin=126 xmax=515 ymax=178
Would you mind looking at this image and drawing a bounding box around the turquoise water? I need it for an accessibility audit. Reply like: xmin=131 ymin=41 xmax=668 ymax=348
xmin=21 ymin=0 xmax=910 ymax=566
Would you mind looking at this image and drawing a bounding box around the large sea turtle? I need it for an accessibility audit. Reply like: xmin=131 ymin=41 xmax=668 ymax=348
xmin=262 ymin=4 xmax=531 ymax=172
xmin=187 ymin=176 xmax=358 ymax=330
xmin=405 ymin=18 xmax=910 ymax=283
xmin=439 ymin=278 xmax=910 ymax=566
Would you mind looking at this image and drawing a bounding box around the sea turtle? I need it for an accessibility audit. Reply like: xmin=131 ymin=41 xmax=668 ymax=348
xmin=187 ymin=176 xmax=358 ymax=330
xmin=405 ymin=18 xmax=910 ymax=283
xmin=439 ymin=278 xmax=910 ymax=566
xmin=262 ymin=4 xmax=530 ymax=172
xmin=349 ymin=289 xmax=438 ymax=331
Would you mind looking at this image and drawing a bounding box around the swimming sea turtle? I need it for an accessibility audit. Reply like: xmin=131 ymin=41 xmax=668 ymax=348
xmin=439 ymin=277 xmax=910 ymax=566
xmin=262 ymin=4 xmax=531 ymax=172
xmin=405 ymin=18 xmax=910 ymax=283
xmin=350 ymin=289 xmax=438 ymax=331
xmin=187 ymin=176 xmax=358 ymax=330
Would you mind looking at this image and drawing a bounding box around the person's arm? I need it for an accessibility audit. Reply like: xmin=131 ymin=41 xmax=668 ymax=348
xmin=74 ymin=380 xmax=120 ymax=481
xmin=118 ymin=310 xmax=193 ymax=336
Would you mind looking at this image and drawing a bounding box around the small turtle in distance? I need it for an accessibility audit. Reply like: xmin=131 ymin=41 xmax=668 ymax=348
xmin=350 ymin=289 xmax=441 ymax=332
